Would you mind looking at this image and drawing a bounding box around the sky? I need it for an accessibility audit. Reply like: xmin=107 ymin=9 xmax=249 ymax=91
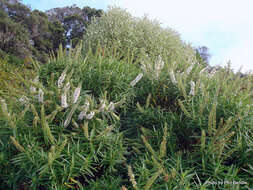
xmin=22 ymin=0 xmax=253 ymax=73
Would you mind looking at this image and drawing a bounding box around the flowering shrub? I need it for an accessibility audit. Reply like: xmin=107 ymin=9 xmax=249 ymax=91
xmin=83 ymin=7 xmax=196 ymax=66
xmin=0 ymin=47 xmax=128 ymax=189
xmin=1 ymin=9 xmax=253 ymax=189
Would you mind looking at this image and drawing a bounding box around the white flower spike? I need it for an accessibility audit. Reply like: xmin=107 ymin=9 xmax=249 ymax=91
xmin=72 ymin=83 xmax=82 ymax=104
xmin=58 ymin=67 xmax=68 ymax=88
xmin=170 ymin=70 xmax=177 ymax=85
xmin=85 ymin=111 xmax=95 ymax=120
xmin=189 ymin=81 xmax=195 ymax=96
xmin=130 ymin=73 xmax=143 ymax=87
xmin=108 ymin=102 xmax=115 ymax=112
xmin=63 ymin=82 xmax=70 ymax=93
xmin=19 ymin=95 xmax=29 ymax=104
xmin=61 ymin=93 xmax=68 ymax=108
xmin=78 ymin=110 xmax=87 ymax=120
xmin=38 ymin=88 xmax=44 ymax=103
xmin=99 ymin=100 xmax=106 ymax=112
xmin=82 ymin=101 xmax=90 ymax=111
xmin=30 ymin=76 xmax=39 ymax=93
xmin=186 ymin=65 xmax=193 ymax=75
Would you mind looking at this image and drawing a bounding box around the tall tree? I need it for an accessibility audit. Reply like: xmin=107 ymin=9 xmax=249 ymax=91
xmin=1 ymin=0 xmax=30 ymax=22
xmin=48 ymin=20 xmax=66 ymax=50
xmin=0 ymin=8 xmax=31 ymax=58
xmin=0 ymin=1 xmax=103 ymax=62
xmin=195 ymin=46 xmax=211 ymax=66
xmin=46 ymin=5 xmax=103 ymax=47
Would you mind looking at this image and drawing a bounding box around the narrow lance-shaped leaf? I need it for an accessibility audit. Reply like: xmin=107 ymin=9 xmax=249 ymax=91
xmin=201 ymin=130 xmax=206 ymax=152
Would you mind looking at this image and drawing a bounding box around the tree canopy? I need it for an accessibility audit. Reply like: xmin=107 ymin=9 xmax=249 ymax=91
xmin=0 ymin=0 xmax=103 ymax=63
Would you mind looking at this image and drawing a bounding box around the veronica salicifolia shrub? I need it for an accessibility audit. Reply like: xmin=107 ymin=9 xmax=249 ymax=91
xmin=1 ymin=43 xmax=253 ymax=190
xmin=83 ymin=7 xmax=196 ymax=66
xmin=1 ymin=8 xmax=253 ymax=189
xmin=0 ymin=48 xmax=128 ymax=189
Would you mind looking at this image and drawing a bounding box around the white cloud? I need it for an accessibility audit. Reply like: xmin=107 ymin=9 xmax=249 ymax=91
xmin=108 ymin=0 xmax=253 ymax=72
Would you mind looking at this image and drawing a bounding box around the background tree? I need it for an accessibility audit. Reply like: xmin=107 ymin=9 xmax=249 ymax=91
xmin=3 ymin=0 xmax=30 ymax=22
xmin=48 ymin=20 xmax=66 ymax=50
xmin=0 ymin=8 xmax=31 ymax=59
xmin=25 ymin=9 xmax=54 ymax=62
xmin=0 ymin=1 xmax=103 ymax=63
xmin=195 ymin=46 xmax=211 ymax=66
xmin=46 ymin=5 xmax=103 ymax=48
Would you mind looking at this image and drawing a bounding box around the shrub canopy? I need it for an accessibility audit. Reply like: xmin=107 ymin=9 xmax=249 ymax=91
xmin=83 ymin=7 xmax=197 ymax=65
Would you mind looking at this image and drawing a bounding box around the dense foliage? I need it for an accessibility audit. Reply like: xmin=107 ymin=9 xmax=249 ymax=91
xmin=83 ymin=7 xmax=198 ymax=66
xmin=0 ymin=5 xmax=253 ymax=190
xmin=0 ymin=0 xmax=103 ymax=63
xmin=46 ymin=6 xmax=102 ymax=48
